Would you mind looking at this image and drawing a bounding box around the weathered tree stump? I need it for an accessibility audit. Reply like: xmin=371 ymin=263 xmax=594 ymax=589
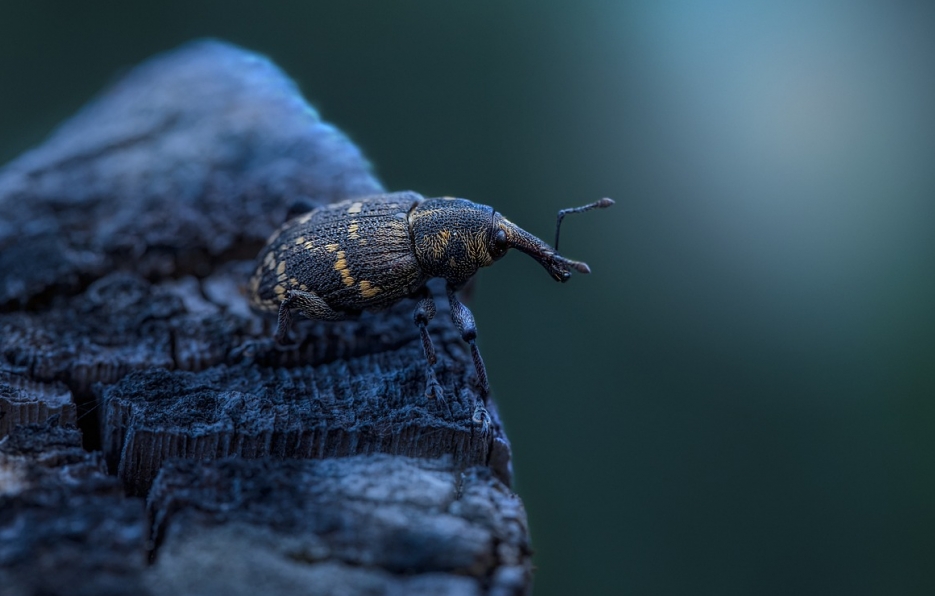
xmin=0 ymin=40 xmax=530 ymax=595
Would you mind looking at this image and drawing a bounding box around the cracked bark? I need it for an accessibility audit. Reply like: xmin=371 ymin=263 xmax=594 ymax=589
xmin=0 ymin=40 xmax=531 ymax=595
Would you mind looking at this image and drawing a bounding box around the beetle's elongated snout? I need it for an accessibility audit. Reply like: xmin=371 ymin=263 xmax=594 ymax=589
xmin=502 ymin=221 xmax=590 ymax=282
xmin=497 ymin=197 xmax=612 ymax=282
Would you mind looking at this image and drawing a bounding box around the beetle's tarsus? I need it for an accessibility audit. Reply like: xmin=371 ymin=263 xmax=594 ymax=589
xmin=425 ymin=375 xmax=443 ymax=399
xmin=427 ymin=377 xmax=451 ymax=417
xmin=472 ymin=400 xmax=491 ymax=435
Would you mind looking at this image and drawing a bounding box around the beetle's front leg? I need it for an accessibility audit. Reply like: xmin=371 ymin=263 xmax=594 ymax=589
xmin=413 ymin=286 xmax=444 ymax=401
xmin=446 ymin=284 xmax=490 ymax=396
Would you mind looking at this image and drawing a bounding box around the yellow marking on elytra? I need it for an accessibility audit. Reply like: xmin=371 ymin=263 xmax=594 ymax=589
xmin=358 ymin=239 xmax=367 ymax=245
xmin=295 ymin=236 xmax=306 ymax=245
xmin=296 ymin=212 xmax=314 ymax=224
xmin=333 ymin=250 xmax=355 ymax=285
xmin=299 ymin=284 xmax=308 ymax=291
xmin=276 ymin=261 xmax=286 ymax=275
xmin=263 ymin=252 xmax=276 ymax=270
xmin=274 ymin=284 xmax=286 ymax=298
xmin=289 ymin=277 xmax=299 ymax=285
xmin=347 ymin=202 xmax=363 ymax=214
xmin=359 ymin=280 xmax=381 ymax=298
xmin=303 ymin=241 xmax=315 ymax=250
xmin=347 ymin=221 xmax=360 ymax=240
xmin=325 ymin=243 xmax=340 ymax=253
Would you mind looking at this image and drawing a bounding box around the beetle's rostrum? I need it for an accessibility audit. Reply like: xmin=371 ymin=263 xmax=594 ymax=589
xmin=249 ymin=191 xmax=612 ymax=400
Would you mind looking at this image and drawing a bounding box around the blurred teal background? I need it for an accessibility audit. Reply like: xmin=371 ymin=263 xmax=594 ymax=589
xmin=2 ymin=1 xmax=934 ymax=594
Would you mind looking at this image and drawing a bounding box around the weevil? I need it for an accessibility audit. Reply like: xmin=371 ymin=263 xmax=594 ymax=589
xmin=249 ymin=191 xmax=613 ymax=399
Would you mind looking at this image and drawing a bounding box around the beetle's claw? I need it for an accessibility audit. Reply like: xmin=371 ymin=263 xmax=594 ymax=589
xmin=424 ymin=372 xmax=452 ymax=415
xmin=424 ymin=374 xmax=444 ymax=400
xmin=472 ymin=400 xmax=491 ymax=435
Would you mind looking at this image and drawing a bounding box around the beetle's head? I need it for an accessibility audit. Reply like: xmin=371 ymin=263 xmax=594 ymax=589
xmin=411 ymin=196 xmax=612 ymax=286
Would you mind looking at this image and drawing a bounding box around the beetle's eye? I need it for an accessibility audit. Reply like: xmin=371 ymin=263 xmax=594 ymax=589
xmin=492 ymin=228 xmax=509 ymax=257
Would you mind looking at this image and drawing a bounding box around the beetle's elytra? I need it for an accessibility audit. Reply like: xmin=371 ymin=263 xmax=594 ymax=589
xmin=249 ymin=191 xmax=612 ymax=399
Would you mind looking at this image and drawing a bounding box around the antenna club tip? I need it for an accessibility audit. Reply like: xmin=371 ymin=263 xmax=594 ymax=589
xmin=573 ymin=262 xmax=591 ymax=274
xmin=599 ymin=198 xmax=615 ymax=208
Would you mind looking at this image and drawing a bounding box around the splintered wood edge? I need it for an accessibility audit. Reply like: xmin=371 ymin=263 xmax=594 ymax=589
xmin=0 ymin=375 xmax=76 ymax=437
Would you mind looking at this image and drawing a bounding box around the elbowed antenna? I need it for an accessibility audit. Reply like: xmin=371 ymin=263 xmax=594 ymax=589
xmin=554 ymin=198 xmax=615 ymax=251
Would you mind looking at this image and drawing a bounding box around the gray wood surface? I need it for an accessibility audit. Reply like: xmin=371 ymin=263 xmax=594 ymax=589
xmin=0 ymin=40 xmax=530 ymax=595
xmin=0 ymin=423 xmax=149 ymax=596
xmin=147 ymin=456 xmax=529 ymax=596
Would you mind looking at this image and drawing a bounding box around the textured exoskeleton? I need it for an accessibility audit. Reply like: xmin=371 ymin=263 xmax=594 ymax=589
xmin=250 ymin=190 xmax=612 ymax=399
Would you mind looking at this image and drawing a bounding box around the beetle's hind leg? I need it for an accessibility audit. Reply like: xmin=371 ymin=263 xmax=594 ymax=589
xmin=276 ymin=289 xmax=345 ymax=344
xmin=446 ymin=285 xmax=490 ymax=396
xmin=413 ymin=287 xmax=445 ymax=403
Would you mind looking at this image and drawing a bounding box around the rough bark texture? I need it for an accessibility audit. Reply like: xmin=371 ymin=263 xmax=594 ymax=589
xmin=0 ymin=423 xmax=150 ymax=596
xmin=0 ymin=40 xmax=530 ymax=595
xmin=146 ymin=456 xmax=529 ymax=596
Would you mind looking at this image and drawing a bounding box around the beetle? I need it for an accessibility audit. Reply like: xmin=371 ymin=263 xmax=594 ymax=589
xmin=249 ymin=191 xmax=612 ymax=399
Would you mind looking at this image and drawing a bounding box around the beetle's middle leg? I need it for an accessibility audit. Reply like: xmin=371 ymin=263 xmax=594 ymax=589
xmin=276 ymin=289 xmax=345 ymax=344
xmin=413 ymin=286 xmax=444 ymax=400
xmin=446 ymin=284 xmax=490 ymax=396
